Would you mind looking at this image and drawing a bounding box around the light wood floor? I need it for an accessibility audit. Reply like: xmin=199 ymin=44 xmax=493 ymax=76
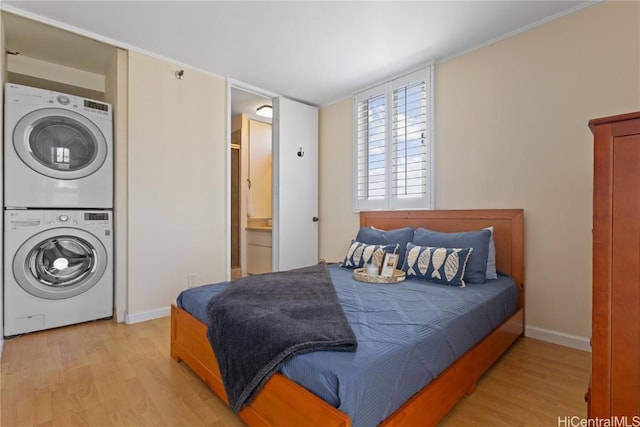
xmin=1 ymin=317 xmax=590 ymax=426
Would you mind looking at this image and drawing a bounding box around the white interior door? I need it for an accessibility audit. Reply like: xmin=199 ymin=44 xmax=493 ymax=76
xmin=272 ymin=97 xmax=319 ymax=271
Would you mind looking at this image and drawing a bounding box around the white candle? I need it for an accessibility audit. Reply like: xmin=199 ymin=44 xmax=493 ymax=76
xmin=367 ymin=263 xmax=378 ymax=276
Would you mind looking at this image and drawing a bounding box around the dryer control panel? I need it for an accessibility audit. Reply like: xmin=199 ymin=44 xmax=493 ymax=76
xmin=5 ymin=83 xmax=112 ymax=120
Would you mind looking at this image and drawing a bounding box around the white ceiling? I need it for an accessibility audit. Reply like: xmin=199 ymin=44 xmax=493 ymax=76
xmin=3 ymin=1 xmax=594 ymax=107
xmin=231 ymin=87 xmax=272 ymax=122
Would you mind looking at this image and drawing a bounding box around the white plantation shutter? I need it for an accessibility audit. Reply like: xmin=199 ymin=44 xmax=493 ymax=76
xmin=354 ymin=85 xmax=387 ymax=211
xmin=353 ymin=66 xmax=433 ymax=211
xmin=390 ymin=69 xmax=431 ymax=209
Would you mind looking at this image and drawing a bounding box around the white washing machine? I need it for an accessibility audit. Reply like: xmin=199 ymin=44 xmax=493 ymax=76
xmin=4 ymin=209 xmax=113 ymax=336
xmin=4 ymin=83 xmax=113 ymax=209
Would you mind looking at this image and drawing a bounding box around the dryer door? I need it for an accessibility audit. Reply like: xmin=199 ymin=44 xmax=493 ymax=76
xmin=13 ymin=108 xmax=108 ymax=180
xmin=13 ymin=228 xmax=108 ymax=300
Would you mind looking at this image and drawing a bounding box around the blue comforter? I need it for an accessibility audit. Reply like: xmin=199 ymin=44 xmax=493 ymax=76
xmin=177 ymin=264 xmax=518 ymax=427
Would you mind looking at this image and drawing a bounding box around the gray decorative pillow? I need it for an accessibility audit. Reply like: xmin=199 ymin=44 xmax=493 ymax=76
xmin=402 ymin=243 xmax=473 ymax=287
xmin=341 ymin=241 xmax=398 ymax=269
xmin=485 ymin=226 xmax=498 ymax=280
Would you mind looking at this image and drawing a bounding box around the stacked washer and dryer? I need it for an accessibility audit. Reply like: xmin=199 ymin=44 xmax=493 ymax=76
xmin=3 ymin=83 xmax=114 ymax=336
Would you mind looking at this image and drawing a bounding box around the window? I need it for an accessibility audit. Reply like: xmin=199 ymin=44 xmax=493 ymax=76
xmin=353 ymin=66 xmax=433 ymax=211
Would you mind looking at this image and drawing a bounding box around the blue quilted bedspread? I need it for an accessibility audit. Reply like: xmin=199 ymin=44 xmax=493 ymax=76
xmin=177 ymin=264 xmax=518 ymax=427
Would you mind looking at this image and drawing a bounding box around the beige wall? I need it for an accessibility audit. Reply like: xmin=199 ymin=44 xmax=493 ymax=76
xmin=318 ymin=99 xmax=359 ymax=262
xmin=7 ymin=55 xmax=105 ymax=98
xmin=128 ymin=52 xmax=227 ymax=317
xmin=318 ymin=1 xmax=640 ymax=344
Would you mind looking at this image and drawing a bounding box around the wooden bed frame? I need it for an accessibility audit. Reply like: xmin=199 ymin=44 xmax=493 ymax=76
xmin=170 ymin=209 xmax=525 ymax=426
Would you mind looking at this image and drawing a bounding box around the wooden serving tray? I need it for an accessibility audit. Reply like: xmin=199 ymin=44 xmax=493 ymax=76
xmin=353 ymin=268 xmax=406 ymax=284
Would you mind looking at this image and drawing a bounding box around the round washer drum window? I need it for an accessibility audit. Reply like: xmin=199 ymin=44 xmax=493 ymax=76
xmin=29 ymin=117 xmax=98 ymax=172
xmin=28 ymin=237 xmax=96 ymax=287
xmin=13 ymin=227 xmax=108 ymax=300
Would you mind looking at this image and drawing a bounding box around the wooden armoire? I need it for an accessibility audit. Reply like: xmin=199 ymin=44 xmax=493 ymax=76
xmin=588 ymin=112 xmax=640 ymax=418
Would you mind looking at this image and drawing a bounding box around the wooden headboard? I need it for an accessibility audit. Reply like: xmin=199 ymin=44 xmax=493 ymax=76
xmin=360 ymin=209 xmax=524 ymax=307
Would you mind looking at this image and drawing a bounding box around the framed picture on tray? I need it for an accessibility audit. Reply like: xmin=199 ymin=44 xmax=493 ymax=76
xmin=380 ymin=253 xmax=399 ymax=277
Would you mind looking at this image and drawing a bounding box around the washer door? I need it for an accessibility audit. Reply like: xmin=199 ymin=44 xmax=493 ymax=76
xmin=13 ymin=228 xmax=108 ymax=300
xmin=13 ymin=108 xmax=108 ymax=180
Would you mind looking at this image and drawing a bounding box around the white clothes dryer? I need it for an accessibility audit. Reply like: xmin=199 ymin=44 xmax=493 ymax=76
xmin=4 ymin=209 xmax=113 ymax=336
xmin=4 ymin=83 xmax=113 ymax=209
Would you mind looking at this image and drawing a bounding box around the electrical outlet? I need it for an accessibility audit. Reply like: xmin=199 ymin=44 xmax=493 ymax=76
xmin=187 ymin=274 xmax=197 ymax=288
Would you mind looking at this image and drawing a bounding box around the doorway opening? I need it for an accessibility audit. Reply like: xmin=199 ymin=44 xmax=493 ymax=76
xmin=230 ymin=86 xmax=273 ymax=279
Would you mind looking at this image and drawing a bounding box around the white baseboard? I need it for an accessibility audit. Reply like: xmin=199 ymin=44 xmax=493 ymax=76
xmin=525 ymin=325 xmax=591 ymax=352
xmin=125 ymin=306 xmax=170 ymax=324
xmin=115 ymin=311 xmax=126 ymax=323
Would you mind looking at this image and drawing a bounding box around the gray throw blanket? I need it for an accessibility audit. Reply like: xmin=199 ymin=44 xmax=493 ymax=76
xmin=206 ymin=263 xmax=357 ymax=413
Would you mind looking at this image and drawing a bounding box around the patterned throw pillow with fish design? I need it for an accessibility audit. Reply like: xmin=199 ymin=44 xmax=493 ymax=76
xmin=402 ymin=243 xmax=473 ymax=287
xmin=412 ymin=227 xmax=490 ymax=284
xmin=341 ymin=241 xmax=399 ymax=269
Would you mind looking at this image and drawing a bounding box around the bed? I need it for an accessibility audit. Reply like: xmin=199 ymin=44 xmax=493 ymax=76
xmin=170 ymin=209 xmax=525 ymax=426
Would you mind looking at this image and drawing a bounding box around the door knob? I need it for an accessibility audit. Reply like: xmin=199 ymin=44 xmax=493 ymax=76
xmin=312 ymin=217 xmax=319 ymax=222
